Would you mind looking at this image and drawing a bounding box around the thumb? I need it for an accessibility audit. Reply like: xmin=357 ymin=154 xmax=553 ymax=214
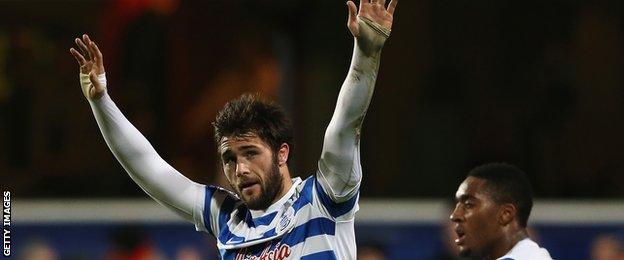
xmin=347 ymin=1 xmax=357 ymax=24
xmin=89 ymin=72 xmax=101 ymax=89
xmin=89 ymin=72 xmax=106 ymax=98
xmin=347 ymin=1 xmax=359 ymax=36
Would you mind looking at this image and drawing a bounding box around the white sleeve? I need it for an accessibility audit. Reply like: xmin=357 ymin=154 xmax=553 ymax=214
xmin=318 ymin=17 xmax=390 ymax=203
xmin=86 ymin=74 xmax=204 ymax=222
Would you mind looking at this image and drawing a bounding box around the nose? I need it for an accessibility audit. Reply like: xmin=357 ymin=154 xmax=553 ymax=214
xmin=235 ymin=160 xmax=250 ymax=177
xmin=449 ymin=204 xmax=463 ymax=223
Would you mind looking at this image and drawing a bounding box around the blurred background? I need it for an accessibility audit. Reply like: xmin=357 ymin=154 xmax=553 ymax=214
xmin=1 ymin=0 xmax=623 ymax=259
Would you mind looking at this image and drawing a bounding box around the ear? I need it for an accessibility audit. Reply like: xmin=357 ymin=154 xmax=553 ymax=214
xmin=277 ymin=143 xmax=290 ymax=166
xmin=498 ymin=203 xmax=517 ymax=226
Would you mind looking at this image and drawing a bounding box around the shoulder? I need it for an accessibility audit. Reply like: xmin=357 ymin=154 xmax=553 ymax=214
xmin=296 ymin=174 xmax=360 ymax=220
xmin=205 ymin=185 xmax=240 ymax=206
xmin=499 ymin=239 xmax=553 ymax=260
xmin=295 ymin=175 xmax=316 ymax=199
xmin=196 ymin=185 xmax=245 ymax=237
xmin=204 ymin=186 xmax=245 ymax=220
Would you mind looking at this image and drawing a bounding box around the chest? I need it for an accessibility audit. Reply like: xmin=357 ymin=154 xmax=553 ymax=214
xmin=224 ymin=240 xmax=292 ymax=260
xmin=221 ymin=217 xmax=336 ymax=260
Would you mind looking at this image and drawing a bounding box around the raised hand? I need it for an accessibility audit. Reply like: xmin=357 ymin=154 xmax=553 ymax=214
xmin=69 ymin=34 xmax=106 ymax=100
xmin=347 ymin=0 xmax=398 ymax=38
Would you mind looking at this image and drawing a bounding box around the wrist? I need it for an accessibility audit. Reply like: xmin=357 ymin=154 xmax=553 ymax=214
xmin=88 ymin=91 xmax=111 ymax=106
xmin=359 ymin=16 xmax=391 ymax=38
xmin=79 ymin=72 xmax=107 ymax=101
xmin=355 ymin=16 xmax=390 ymax=56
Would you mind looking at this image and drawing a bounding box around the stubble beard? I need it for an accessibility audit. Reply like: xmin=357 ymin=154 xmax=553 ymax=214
xmin=460 ymin=235 xmax=499 ymax=260
xmin=461 ymin=248 xmax=487 ymax=260
xmin=458 ymin=246 xmax=472 ymax=258
xmin=244 ymin=156 xmax=284 ymax=210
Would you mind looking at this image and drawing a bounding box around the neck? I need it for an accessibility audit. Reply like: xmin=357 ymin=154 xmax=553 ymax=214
xmin=486 ymin=228 xmax=528 ymax=260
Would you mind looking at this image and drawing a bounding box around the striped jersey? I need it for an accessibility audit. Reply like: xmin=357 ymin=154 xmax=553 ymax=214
xmin=193 ymin=173 xmax=359 ymax=259
xmin=497 ymin=238 xmax=553 ymax=260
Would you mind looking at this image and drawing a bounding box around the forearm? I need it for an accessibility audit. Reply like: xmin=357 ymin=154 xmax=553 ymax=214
xmin=329 ymin=33 xmax=384 ymax=133
xmin=319 ymin=17 xmax=389 ymax=201
xmin=88 ymin=82 xmax=202 ymax=222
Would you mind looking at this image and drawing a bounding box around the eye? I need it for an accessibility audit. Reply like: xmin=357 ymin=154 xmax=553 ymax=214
xmin=244 ymin=150 xmax=258 ymax=159
xmin=222 ymin=156 xmax=235 ymax=165
xmin=464 ymin=201 xmax=475 ymax=209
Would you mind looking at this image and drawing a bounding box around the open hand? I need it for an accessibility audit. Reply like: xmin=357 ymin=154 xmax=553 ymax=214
xmin=69 ymin=34 xmax=106 ymax=100
xmin=347 ymin=0 xmax=398 ymax=38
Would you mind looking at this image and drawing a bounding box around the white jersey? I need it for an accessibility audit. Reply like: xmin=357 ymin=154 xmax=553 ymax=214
xmin=193 ymin=174 xmax=359 ymax=259
xmin=497 ymin=238 xmax=553 ymax=260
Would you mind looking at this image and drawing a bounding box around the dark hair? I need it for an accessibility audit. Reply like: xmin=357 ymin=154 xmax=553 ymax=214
xmin=213 ymin=94 xmax=294 ymax=162
xmin=468 ymin=163 xmax=533 ymax=228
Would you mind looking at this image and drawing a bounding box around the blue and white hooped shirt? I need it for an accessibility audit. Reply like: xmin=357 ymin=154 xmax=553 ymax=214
xmin=497 ymin=238 xmax=553 ymax=260
xmin=193 ymin=173 xmax=359 ymax=260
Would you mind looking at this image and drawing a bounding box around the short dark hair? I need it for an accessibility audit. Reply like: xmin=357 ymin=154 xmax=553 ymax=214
xmin=213 ymin=94 xmax=294 ymax=162
xmin=468 ymin=163 xmax=533 ymax=227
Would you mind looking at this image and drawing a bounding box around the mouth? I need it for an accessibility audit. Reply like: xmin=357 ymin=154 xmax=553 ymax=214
xmin=455 ymin=227 xmax=466 ymax=245
xmin=238 ymin=181 xmax=259 ymax=193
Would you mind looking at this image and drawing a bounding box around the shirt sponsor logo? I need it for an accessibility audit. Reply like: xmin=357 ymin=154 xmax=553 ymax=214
xmin=236 ymin=243 xmax=291 ymax=260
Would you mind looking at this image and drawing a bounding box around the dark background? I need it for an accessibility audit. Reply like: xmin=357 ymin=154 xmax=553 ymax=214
xmin=1 ymin=0 xmax=623 ymax=199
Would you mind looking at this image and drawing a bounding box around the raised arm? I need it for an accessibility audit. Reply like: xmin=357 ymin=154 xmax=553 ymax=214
xmin=318 ymin=0 xmax=397 ymax=202
xmin=70 ymin=34 xmax=203 ymax=222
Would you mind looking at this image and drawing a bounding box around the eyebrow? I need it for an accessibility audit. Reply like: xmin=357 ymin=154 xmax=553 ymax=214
xmin=221 ymin=145 xmax=260 ymax=157
xmin=456 ymin=194 xmax=476 ymax=202
xmin=240 ymin=145 xmax=259 ymax=150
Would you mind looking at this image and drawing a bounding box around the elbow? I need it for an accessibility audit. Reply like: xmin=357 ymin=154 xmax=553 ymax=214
xmin=323 ymin=122 xmax=361 ymax=143
xmin=323 ymin=127 xmax=345 ymax=144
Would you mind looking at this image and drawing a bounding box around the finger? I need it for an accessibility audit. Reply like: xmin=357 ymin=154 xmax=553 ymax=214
xmin=69 ymin=48 xmax=86 ymax=66
xmin=379 ymin=0 xmax=386 ymax=7
xmin=359 ymin=0 xmax=367 ymax=12
xmin=387 ymin=0 xmax=398 ymax=15
xmin=347 ymin=1 xmax=357 ymax=23
xmin=82 ymin=34 xmax=92 ymax=46
xmin=83 ymin=34 xmax=96 ymax=60
xmin=75 ymin=38 xmax=90 ymax=58
xmin=90 ymin=41 xmax=104 ymax=67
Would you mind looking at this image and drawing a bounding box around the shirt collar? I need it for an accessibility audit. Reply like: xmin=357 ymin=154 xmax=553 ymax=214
xmin=248 ymin=177 xmax=302 ymax=219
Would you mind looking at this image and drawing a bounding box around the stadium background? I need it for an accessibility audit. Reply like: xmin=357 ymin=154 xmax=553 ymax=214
xmin=1 ymin=0 xmax=623 ymax=259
